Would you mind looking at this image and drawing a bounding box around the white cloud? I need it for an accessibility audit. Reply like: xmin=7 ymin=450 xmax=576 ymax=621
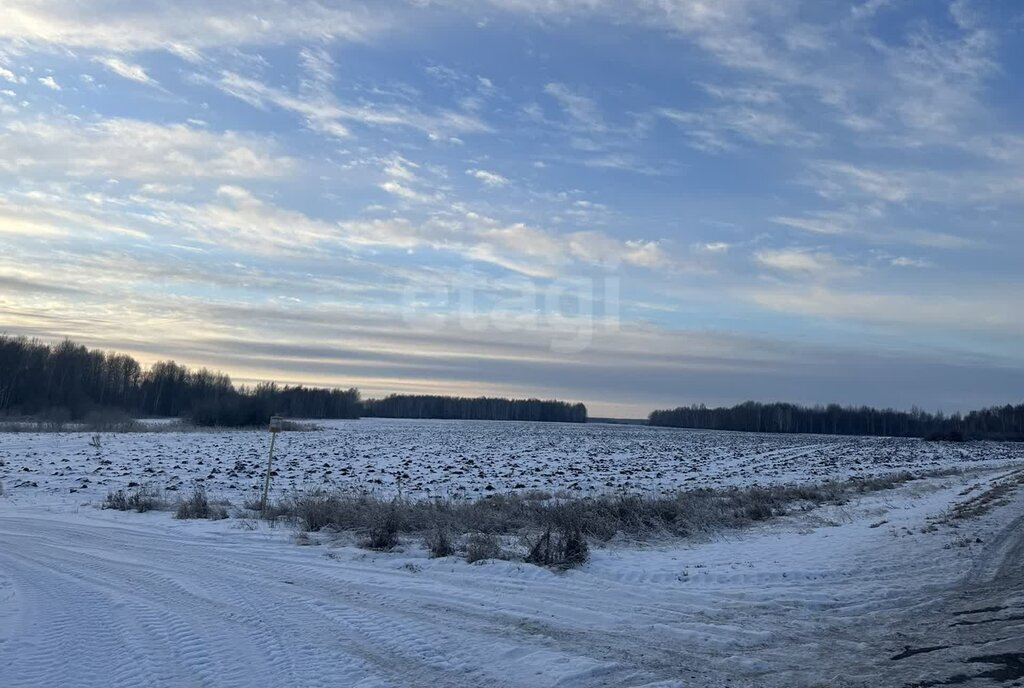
xmin=0 ymin=115 xmax=295 ymax=180
xmin=894 ymin=230 xmax=975 ymax=250
xmin=0 ymin=1 xmax=388 ymax=54
xmin=339 ymin=218 xmax=429 ymax=250
xmin=544 ymin=82 xmax=604 ymax=132
xmin=850 ymin=0 xmax=894 ymax=21
xmin=659 ymin=106 xmax=818 ymax=151
xmin=622 ymin=239 xmax=669 ymax=269
xmin=37 ymin=75 xmax=59 ymax=90
xmin=890 ymin=256 xmax=931 ymax=268
xmin=298 ymin=47 xmax=335 ymax=94
xmin=745 ymin=284 xmax=1022 ymax=336
xmin=771 ymin=213 xmax=850 ymax=235
xmin=382 ymin=155 xmax=419 ymax=183
xmin=183 ymin=194 xmax=673 ymax=278
xmin=379 ymin=181 xmax=443 ymax=204
xmin=209 ymin=70 xmax=491 ymax=140
xmin=700 ymin=242 xmax=732 ymax=252
xmin=0 ymin=66 xmax=16 ymax=82
xmin=469 ymin=222 xmax=568 ymax=277
xmin=809 ymin=162 xmax=910 ymax=203
xmin=466 ymin=168 xmax=509 ymax=187
xmin=176 ymin=185 xmax=341 ymax=254
xmin=879 ymin=7 xmax=996 ymax=142
xmin=698 ymin=82 xmax=780 ymax=104
xmin=756 ymin=249 xmax=859 ymax=278
xmin=773 ymin=207 xmax=981 ymax=251
xmin=0 ymin=190 xmax=151 ymax=240
xmin=138 ymin=183 xmax=192 ymax=195
xmin=94 ymin=56 xmax=156 ymax=85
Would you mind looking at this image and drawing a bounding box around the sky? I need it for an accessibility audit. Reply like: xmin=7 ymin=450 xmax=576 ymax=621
xmin=0 ymin=0 xmax=1022 ymax=418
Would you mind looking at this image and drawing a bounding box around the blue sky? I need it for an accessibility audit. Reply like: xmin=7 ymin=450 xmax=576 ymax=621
xmin=1 ymin=0 xmax=1022 ymax=416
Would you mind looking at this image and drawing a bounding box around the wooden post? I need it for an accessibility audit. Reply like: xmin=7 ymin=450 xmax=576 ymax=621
xmin=261 ymin=416 xmax=283 ymax=511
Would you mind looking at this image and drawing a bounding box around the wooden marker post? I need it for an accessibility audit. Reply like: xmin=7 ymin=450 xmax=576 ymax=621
xmin=261 ymin=415 xmax=283 ymax=511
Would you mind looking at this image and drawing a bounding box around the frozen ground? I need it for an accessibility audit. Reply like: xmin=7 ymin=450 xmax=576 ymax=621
xmin=1 ymin=466 xmax=1022 ymax=687
xmin=2 ymin=419 xmax=1023 ymax=504
xmin=1 ymin=421 xmax=1022 ymax=687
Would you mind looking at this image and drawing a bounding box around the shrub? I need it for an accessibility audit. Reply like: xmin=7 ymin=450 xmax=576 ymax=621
xmin=362 ymin=503 xmax=400 ymax=550
xmin=559 ymin=527 xmax=589 ymax=567
xmin=289 ymin=492 xmax=367 ymax=531
xmin=425 ymin=524 xmax=455 ymax=558
xmin=175 ymin=485 xmax=228 ymax=520
xmin=103 ymin=486 xmax=165 ymax=512
xmin=746 ymin=503 xmax=774 ymax=521
xmin=465 ymin=533 xmax=502 ymax=563
xmin=525 ymin=526 xmax=589 ymax=569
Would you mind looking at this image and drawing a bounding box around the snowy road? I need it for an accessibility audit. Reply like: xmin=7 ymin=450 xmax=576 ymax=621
xmin=1 ymin=469 xmax=1022 ymax=687
xmin=0 ymin=513 xmax=701 ymax=688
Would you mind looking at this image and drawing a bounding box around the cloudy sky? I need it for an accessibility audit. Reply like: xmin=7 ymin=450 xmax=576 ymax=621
xmin=1 ymin=0 xmax=1022 ymax=417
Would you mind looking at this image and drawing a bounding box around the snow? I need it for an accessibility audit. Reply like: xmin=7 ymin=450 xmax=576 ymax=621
xmin=1 ymin=420 xmax=1023 ymax=686
xmin=2 ymin=418 xmax=1022 ymax=505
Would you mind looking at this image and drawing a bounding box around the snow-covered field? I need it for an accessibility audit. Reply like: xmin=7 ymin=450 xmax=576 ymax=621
xmin=1 ymin=420 xmax=1023 ymax=687
xmin=3 ymin=418 xmax=1024 ymax=505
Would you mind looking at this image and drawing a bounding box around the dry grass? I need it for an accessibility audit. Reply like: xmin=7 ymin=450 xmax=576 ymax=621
xmin=259 ymin=470 xmax=944 ymax=568
xmin=943 ymin=468 xmax=1024 ymax=522
xmin=103 ymin=485 xmax=168 ymax=513
xmin=175 ymin=485 xmax=229 ymax=520
xmin=361 ymin=502 xmax=400 ymax=550
xmin=525 ymin=527 xmax=588 ymax=569
xmin=424 ymin=524 xmax=456 ymax=558
xmin=464 ymin=533 xmax=503 ymax=563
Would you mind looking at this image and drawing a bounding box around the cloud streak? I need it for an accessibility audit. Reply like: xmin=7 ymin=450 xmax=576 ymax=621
xmin=0 ymin=115 xmax=295 ymax=180
xmin=94 ymin=56 xmax=157 ymax=85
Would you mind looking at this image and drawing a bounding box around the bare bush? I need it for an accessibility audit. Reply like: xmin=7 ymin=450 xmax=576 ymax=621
xmin=175 ymin=485 xmax=229 ymax=520
xmin=362 ymin=502 xmax=401 ymax=550
xmin=103 ymin=486 xmax=166 ymax=512
xmin=465 ymin=533 xmax=502 ymax=563
xmin=425 ymin=524 xmax=455 ymax=558
xmin=525 ymin=526 xmax=589 ymax=569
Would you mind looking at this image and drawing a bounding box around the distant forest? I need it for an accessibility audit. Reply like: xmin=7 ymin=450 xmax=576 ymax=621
xmin=0 ymin=336 xmax=586 ymax=426
xmin=0 ymin=336 xmax=361 ymax=426
xmin=364 ymin=394 xmax=587 ymax=423
xmin=8 ymin=335 xmax=1021 ymax=436
xmin=648 ymin=401 xmax=1024 ymax=440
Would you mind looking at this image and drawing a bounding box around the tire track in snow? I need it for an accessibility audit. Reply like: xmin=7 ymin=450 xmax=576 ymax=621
xmin=0 ymin=516 xmax=675 ymax=687
xmin=0 ymin=528 xmax=400 ymax=687
xmin=2 ymin=471 xmax=1016 ymax=688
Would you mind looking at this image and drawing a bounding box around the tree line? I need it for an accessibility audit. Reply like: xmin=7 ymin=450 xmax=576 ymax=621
xmin=0 ymin=335 xmax=358 ymax=425
xmin=363 ymin=394 xmax=588 ymax=423
xmin=0 ymin=335 xmax=586 ymax=426
xmin=648 ymin=400 xmax=1024 ymax=440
